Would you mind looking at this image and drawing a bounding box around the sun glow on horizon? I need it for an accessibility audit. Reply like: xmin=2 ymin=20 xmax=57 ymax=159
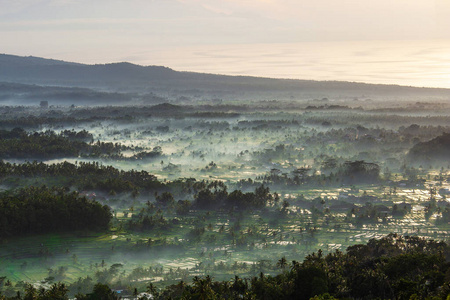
xmin=1 ymin=0 xmax=450 ymax=88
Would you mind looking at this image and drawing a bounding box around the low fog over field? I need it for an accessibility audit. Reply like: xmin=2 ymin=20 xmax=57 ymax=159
xmin=0 ymin=55 xmax=450 ymax=298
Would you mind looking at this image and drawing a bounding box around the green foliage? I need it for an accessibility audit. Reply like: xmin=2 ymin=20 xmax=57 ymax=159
xmin=408 ymin=132 xmax=450 ymax=164
xmin=225 ymin=185 xmax=272 ymax=209
xmin=0 ymin=128 xmax=123 ymax=159
xmin=153 ymin=234 xmax=450 ymax=300
xmin=156 ymin=192 xmax=175 ymax=207
xmin=76 ymin=283 xmax=119 ymax=300
xmin=2 ymin=234 xmax=450 ymax=299
xmin=22 ymin=283 xmax=69 ymax=300
xmin=0 ymin=186 xmax=111 ymax=238
xmin=0 ymin=160 xmax=163 ymax=193
xmin=342 ymin=160 xmax=380 ymax=183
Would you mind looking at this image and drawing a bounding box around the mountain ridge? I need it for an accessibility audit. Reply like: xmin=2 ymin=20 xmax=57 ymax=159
xmin=2 ymin=53 xmax=450 ymax=102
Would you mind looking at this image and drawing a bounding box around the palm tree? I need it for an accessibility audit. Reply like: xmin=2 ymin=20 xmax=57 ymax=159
xmin=24 ymin=283 xmax=37 ymax=300
xmin=146 ymin=282 xmax=159 ymax=298
xmin=192 ymin=276 xmax=216 ymax=300
xmin=277 ymin=256 xmax=288 ymax=271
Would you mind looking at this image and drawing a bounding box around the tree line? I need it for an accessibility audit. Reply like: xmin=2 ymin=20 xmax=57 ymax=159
xmin=0 ymin=128 xmax=125 ymax=159
xmin=1 ymin=234 xmax=450 ymax=299
xmin=0 ymin=186 xmax=111 ymax=238
xmin=0 ymin=160 xmax=163 ymax=194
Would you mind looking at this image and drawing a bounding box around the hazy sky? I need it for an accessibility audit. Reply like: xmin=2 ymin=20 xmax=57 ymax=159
xmin=1 ymin=0 xmax=450 ymax=87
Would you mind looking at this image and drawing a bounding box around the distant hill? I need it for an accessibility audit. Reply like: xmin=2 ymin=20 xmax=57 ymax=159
xmin=2 ymin=53 xmax=450 ymax=103
xmin=0 ymin=82 xmax=165 ymax=106
xmin=0 ymin=54 xmax=175 ymax=87
xmin=407 ymin=133 xmax=450 ymax=165
xmin=0 ymin=54 xmax=81 ymax=67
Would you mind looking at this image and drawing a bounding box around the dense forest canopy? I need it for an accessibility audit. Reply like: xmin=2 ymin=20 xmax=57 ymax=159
xmin=408 ymin=132 xmax=450 ymax=165
xmin=0 ymin=186 xmax=111 ymax=238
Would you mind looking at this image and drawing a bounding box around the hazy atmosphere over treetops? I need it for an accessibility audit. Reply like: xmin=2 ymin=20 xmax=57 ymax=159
xmin=2 ymin=0 xmax=450 ymax=88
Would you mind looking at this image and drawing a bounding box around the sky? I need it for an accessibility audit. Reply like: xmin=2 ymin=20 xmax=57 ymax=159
xmin=1 ymin=0 xmax=450 ymax=87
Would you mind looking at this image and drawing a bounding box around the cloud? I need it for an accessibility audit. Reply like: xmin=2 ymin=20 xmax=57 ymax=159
xmin=0 ymin=0 xmax=45 ymax=15
xmin=200 ymin=4 xmax=233 ymax=15
xmin=48 ymin=0 xmax=81 ymax=6
xmin=1 ymin=0 xmax=449 ymax=63
xmin=435 ymin=0 xmax=450 ymax=26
